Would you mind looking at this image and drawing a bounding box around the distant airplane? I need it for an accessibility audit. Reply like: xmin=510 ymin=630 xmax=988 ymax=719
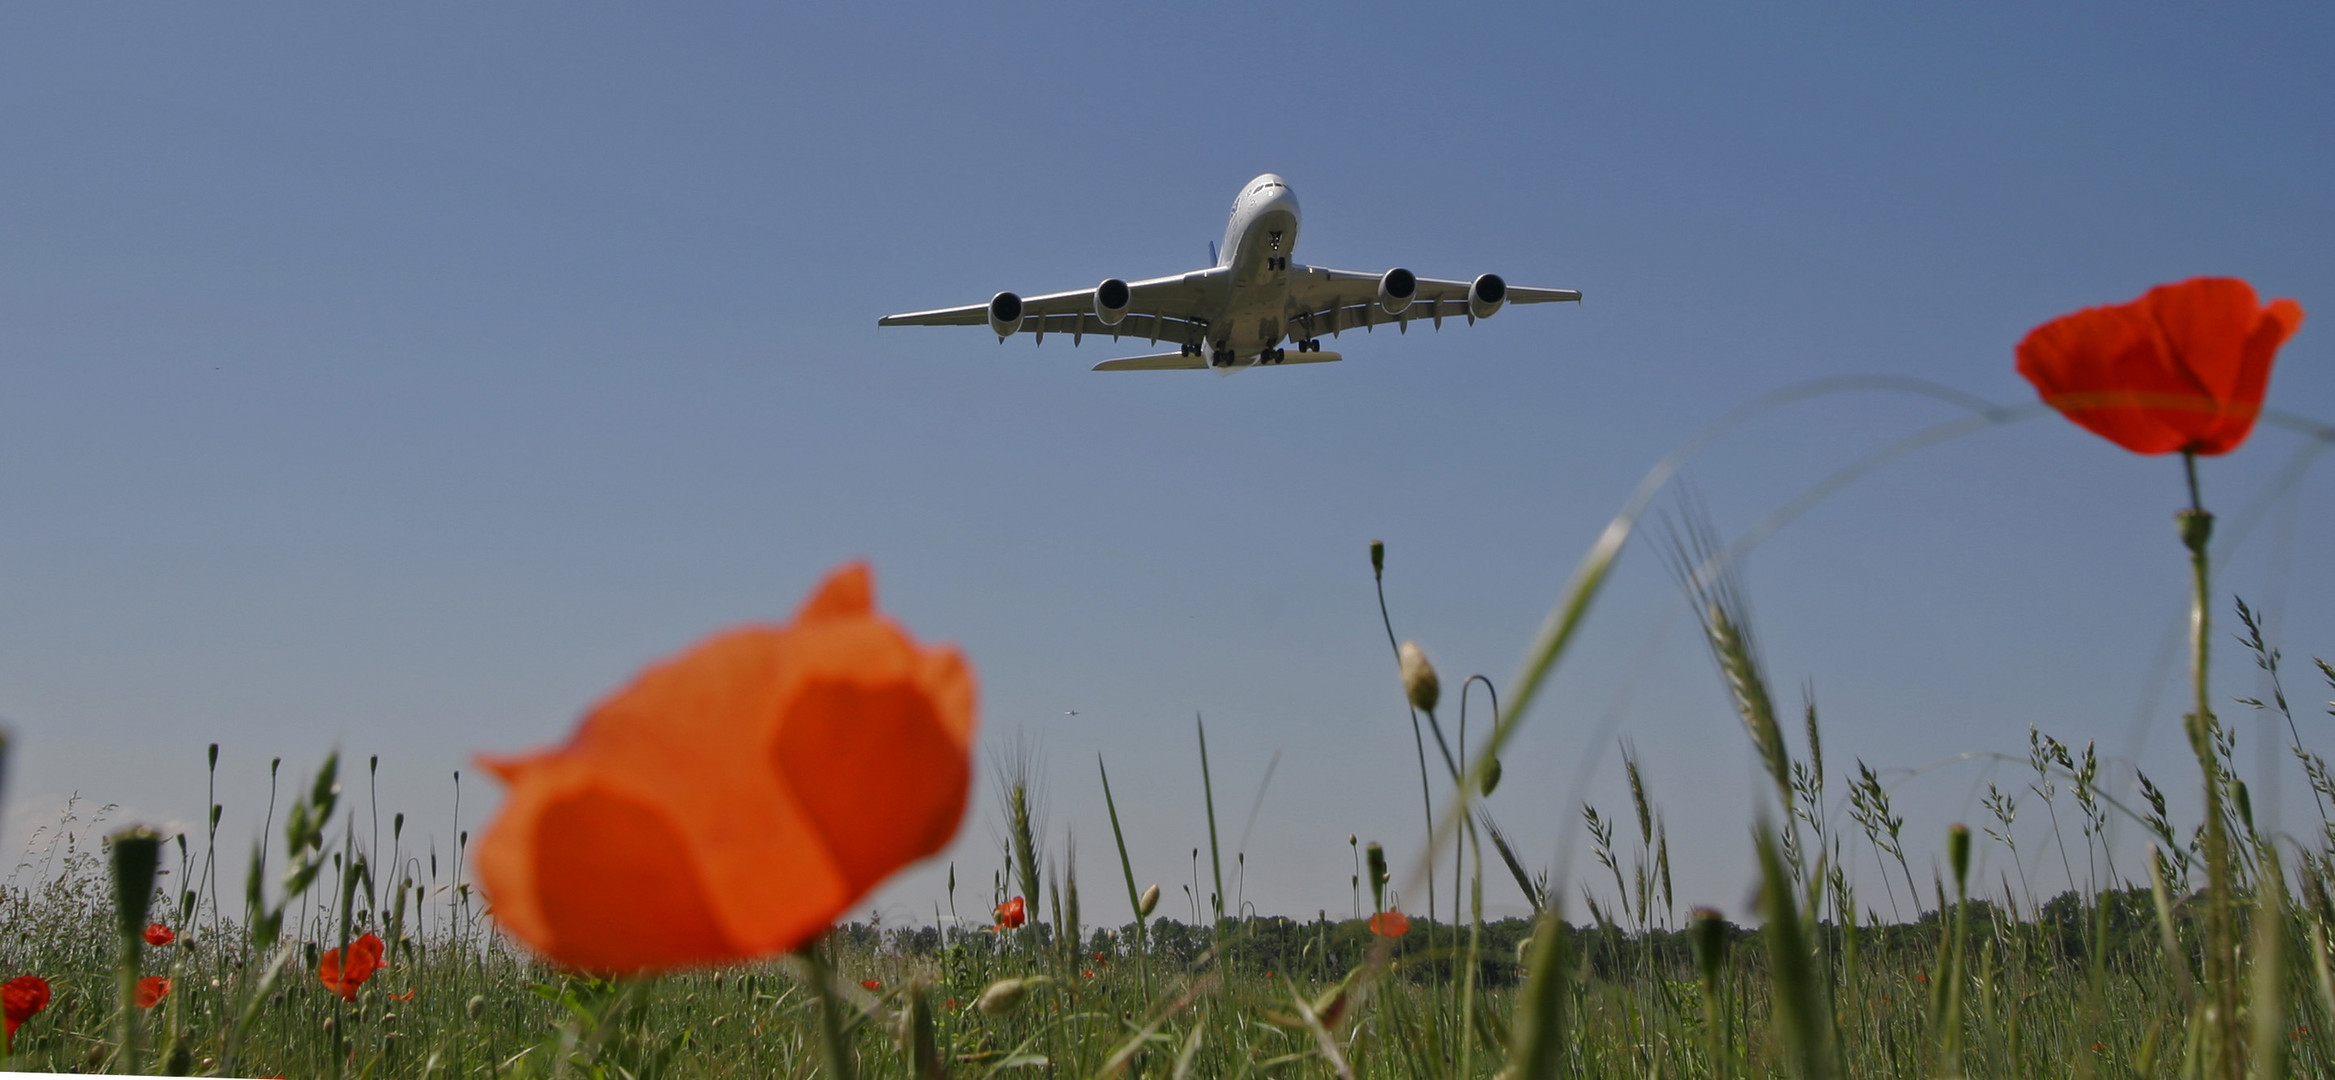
xmin=878 ymin=173 xmax=1581 ymax=371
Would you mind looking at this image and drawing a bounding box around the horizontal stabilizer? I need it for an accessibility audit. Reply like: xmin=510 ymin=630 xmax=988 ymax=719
xmin=1268 ymin=350 xmax=1342 ymax=366
xmin=1093 ymin=352 xmax=1208 ymax=371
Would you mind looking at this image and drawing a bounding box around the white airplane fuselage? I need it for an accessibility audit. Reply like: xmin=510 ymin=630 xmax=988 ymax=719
xmin=1214 ymin=174 xmax=1303 ymax=365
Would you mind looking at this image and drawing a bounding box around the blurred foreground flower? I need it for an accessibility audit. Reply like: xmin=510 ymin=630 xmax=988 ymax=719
xmin=2016 ymin=277 xmax=2303 ymax=455
xmin=476 ymin=563 xmax=977 ymax=974
xmin=318 ymin=933 xmax=385 ymax=1001
xmin=135 ymin=976 xmax=171 ymax=1009
xmin=1370 ymin=910 xmax=1411 ymax=938
xmin=2 ymin=975 xmax=49 ymax=1053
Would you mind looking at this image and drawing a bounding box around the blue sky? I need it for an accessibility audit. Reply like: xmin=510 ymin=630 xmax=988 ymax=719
xmin=3 ymin=3 xmax=2330 ymax=930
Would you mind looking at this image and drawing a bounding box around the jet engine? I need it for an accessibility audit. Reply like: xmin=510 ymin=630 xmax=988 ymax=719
xmin=1468 ymin=274 xmax=1507 ymax=320
xmin=1378 ymin=268 xmax=1417 ymax=316
xmin=988 ymin=292 xmax=1024 ymax=338
xmin=1094 ymin=278 xmax=1131 ymax=326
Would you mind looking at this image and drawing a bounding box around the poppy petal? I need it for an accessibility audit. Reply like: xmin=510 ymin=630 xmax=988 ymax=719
xmin=795 ymin=562 xmax=873 ymax=623
xmin=2018 ymin=277 xmax=2304 ymax=457
xmin=774 ymin=678 xmax=971 ymax=894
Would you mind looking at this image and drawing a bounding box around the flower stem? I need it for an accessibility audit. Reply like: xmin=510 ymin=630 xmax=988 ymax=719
xmin=1371 ymin=554 xmax=1438 ymax=934
xmin=2178 ymin=451 xmax=2239 ymax=1080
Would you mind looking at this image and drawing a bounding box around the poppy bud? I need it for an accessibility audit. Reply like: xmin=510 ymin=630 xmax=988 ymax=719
xmin=1138 ymin=884 xmax=1160 ymax=918
xmin=1369 ymin=540 xmax=1385 ymax=577
xmin=1946 ymin=823 xmax=1972 ymax=896
xmin=466 ymin=995 xmax=485 ymax=1021
xmin=977 ymin=976 xmax=1043 ymax=1016
xmin=1482 ymin=758 xmax=1503 ymax=796
xmin=1364 ymin=843 xmax=1388 ymax=914
xmin=1690 ymin=907 xmax=1728 ymax=989
xmin=108 ymin=826 xmax=163 ymax=945
xmin=1398 ymin=642 xmax=1439 ymax=713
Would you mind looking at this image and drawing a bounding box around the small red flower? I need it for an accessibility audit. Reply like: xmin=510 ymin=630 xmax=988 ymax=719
xmin=2017 ymin=277 xmax=2304 ymax=456
xmin=945 ymin=998 xmax=958 ymax=1010
xmin=389 ymin=989 xmax=415 ymax=1002
xmin=318 ymin=933 xmax=386 ymax=1002
xmin=1081 ymin=969 xmax=1094 ymax=979
xmin=860 ymin=979 xmax=883 ymax=992
xmin=135 ymin=976 xmax=172 ymax=1009
xmin=993 ymin=896 xmax=1026 ymax=930
xmin=1369 ymin=911 xmax=1410 ymax=938
xmin=3 ymin=976 xmax=51 ymax=1053
xmin=1093 ymin=951 xmax=1107 ymax=964
xmin=143 ymin=923 xmax=176 ymax=947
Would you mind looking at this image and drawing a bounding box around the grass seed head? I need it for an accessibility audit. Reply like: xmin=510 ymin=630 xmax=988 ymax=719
xmin=1947 ymin=823 xmax=1972 ymax=897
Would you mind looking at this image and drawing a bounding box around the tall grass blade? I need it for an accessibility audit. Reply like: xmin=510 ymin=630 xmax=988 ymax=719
xmin=1504 ymin=907 xmax=1574 ymax=1080
xmin=1755 ymin=824 xmax=1837 ymax=1080
xmin=1196 ymin=714 xmax=1224 ymax=928
xmin=1097 ymin=756 xmax=1152 ymax=1004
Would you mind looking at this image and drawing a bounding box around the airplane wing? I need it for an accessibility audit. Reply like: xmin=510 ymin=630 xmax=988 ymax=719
xmin=879 ymin=268 xmax=1226 ymax=347
xmin=1283 ymin=265 xmax=1579 ymax=339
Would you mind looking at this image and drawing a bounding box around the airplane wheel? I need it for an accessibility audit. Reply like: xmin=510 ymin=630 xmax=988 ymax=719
xmin=1273 ymin=348 xmax=1285 ymax=362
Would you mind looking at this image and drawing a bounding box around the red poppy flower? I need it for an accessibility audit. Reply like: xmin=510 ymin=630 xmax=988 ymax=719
xmin=476 ymin=564 xmax=977 ymax=975
xmin=389 ymin=989 xmax=415 ymax=1002
xmin=1081 ymin=969 xmax=1094 ymax=979
xmin=143 ymin=923 xmax=175 ymax=947
xmin=860 ymin=979 xmax=883 ymax=992
xmin=1369 ymin=911 xmax=1410 ymax=938
xmin=2017 ymin=277 xmax=2305 ymax=456
xmin=318 ymin=933 xmax=386 ymax=1001
xmin=135 ymin=976 xmax=172 ymax=1009
xmin=3 ymin=976 xmax=50 ymax=1053
xmin=993 ymin=896 xmax=1026 ymax=930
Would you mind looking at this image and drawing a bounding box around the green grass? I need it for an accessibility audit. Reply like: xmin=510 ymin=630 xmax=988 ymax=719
xmin=4 ymin=431 xmax=2331 ymax=1077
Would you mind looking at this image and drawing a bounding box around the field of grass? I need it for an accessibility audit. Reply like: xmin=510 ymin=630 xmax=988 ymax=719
xmin=4 ymin=301 xmax=2329 ymax=1077
xmin=7 ymin=517 xmax=2334 ymax=1079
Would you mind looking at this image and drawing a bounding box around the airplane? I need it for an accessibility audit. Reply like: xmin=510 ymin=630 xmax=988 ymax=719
xmin=878 ymin=173 xmax=1581 ymax=372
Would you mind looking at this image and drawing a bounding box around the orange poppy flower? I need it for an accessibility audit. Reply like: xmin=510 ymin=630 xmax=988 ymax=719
xmin=1369 ymin=911 xmax=1410 ymax=938
xmin=475 ymin=563 xmax=977 ymax=974
xmin=3 ymin=976 xmax=50 ymax=1053
xmin=319 ymin=933 xmax=386 ymax=1001
xmin=389 ymin=989 xmax=415 ymax=1002
xmin=860 ymin=979 xmax=883 ymax=992
xmin=2017 ymin=277 xmax=2304 ymax=456
xmin=993 ymin=896 xmax=1026 ymax=930
xmin=143 ymin=923 xmax=175 ymax=947
xmin=135 ymin=976 xmax=172 ymax=1009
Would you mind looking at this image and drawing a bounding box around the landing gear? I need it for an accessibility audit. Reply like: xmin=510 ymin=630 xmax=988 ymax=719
xmin=1211 ymin=348 xmax=1235 ymax=367
xmin=1180 ymin=342 xmax=1198 ymax=357
xmin=1296 ymin=339 xmax=1320 ymax=353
